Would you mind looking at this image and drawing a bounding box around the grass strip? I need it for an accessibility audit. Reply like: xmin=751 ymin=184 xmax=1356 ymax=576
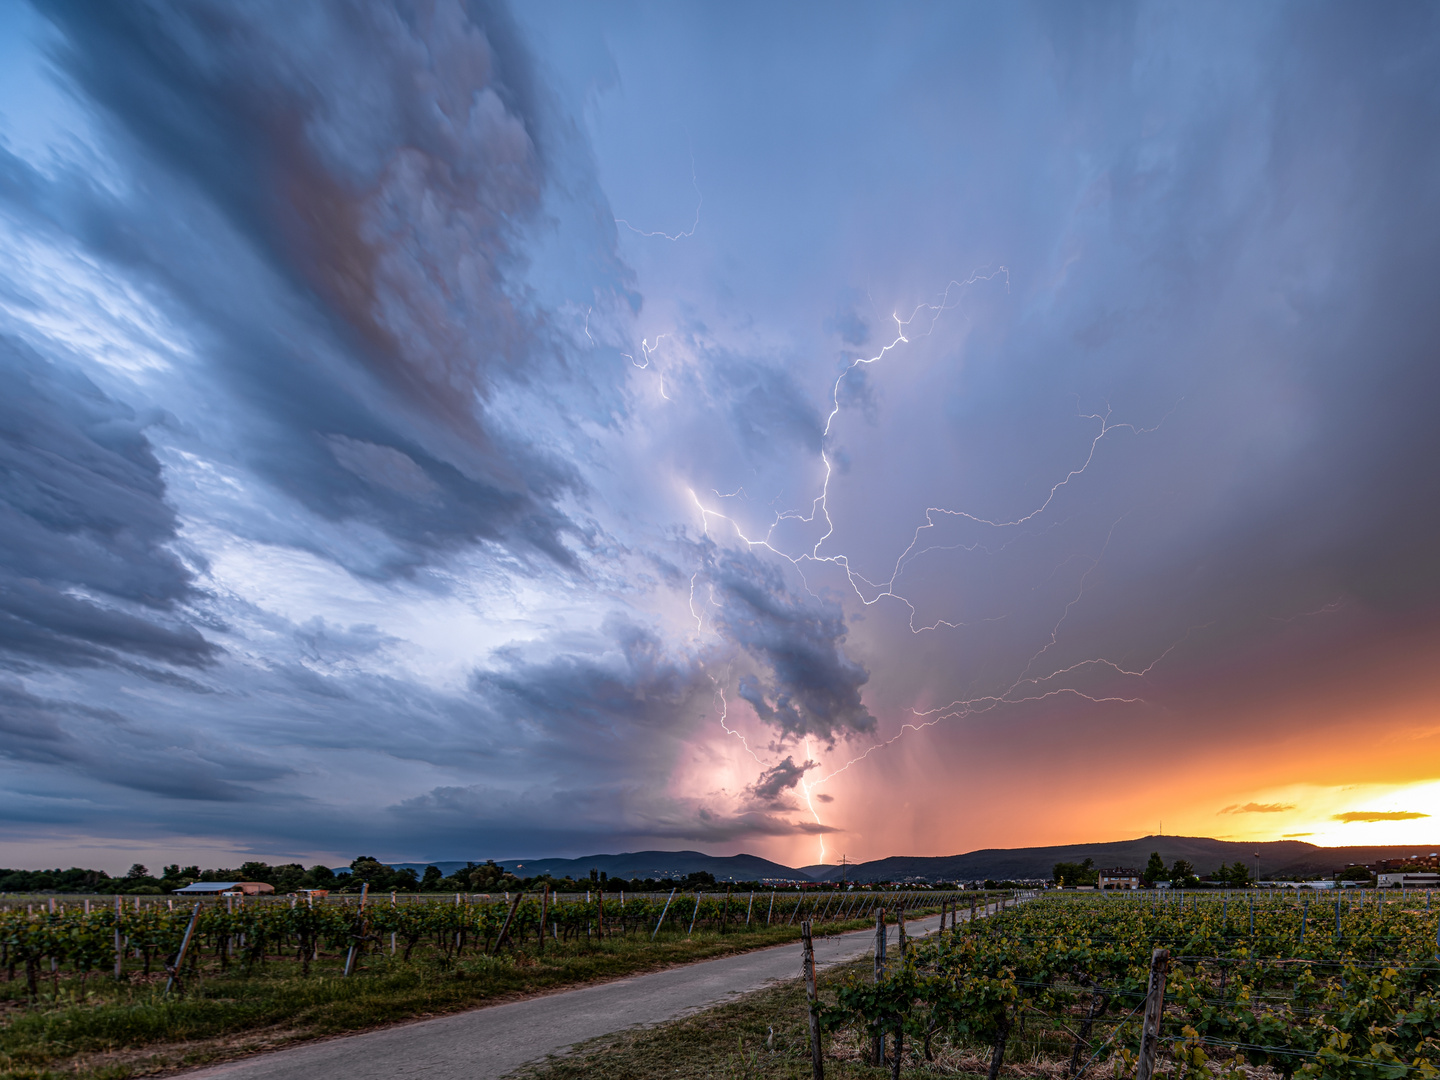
xmin=0 ymin=920 xmax=888 ymax=1080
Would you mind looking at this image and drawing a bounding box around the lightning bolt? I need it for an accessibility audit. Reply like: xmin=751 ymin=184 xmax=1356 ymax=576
xmin=676 ymin=270 xmax=1194 ymax=834
xmin=708 ymin=675 xmax=761 ymax=764
xmin=614 ymin=154 xmax=702 ymax=241
xmin=799 ymin=735 xmax=826 ymax=864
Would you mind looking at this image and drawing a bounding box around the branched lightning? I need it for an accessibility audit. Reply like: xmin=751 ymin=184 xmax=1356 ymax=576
xmin=614 ymin=155 xmax=702 ymax=241
xmin=708 ymin=675 xmax=762 ymax=764
xmin=672 ymin=268 xmax=1193 ymax=855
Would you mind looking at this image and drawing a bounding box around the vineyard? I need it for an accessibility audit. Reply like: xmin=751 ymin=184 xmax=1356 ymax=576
xmin=0 ymin=886 xmax=964 ymax=1078
xmin=816 ymin=889 xmax=1440 ymax=1079
xmin=0 ymin=887 xmax=967 ymax=994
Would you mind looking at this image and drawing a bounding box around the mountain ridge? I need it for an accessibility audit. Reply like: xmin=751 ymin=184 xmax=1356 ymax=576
xmin=388 ymin=835 xmax=1438 ymax=883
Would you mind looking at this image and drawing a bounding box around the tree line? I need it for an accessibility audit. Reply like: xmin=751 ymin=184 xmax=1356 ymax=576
xmin=1052 ymin=851 xmax=1376 ymax=888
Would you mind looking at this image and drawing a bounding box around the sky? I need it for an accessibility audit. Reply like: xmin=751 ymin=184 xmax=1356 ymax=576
xmin=1 ymin=1 xmax=1439 ymax=874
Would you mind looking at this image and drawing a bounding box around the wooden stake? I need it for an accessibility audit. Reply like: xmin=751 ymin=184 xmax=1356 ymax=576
xmin=538 ymin=884 xmax=550 ymax=953
xmin=802 ymin=919 xmax=824 ymax=1080
xmin=492 ymin=890 xmax=524 ymax=954
xmin=1136 ymin=948 xmax=1170 ymax=1080
xmin=164 ymin=904 xmax=202 ymax=996
xmin=872 ymin=907 xmax=886 ymax=1066
xmin=113 ymin=898 xmax=123 ymax=979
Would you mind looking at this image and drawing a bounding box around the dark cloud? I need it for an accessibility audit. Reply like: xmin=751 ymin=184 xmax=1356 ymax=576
xmin=746 ymin=754 xmax=816 ymax=807
xmin=0 ymin=338 xmax=214 ymax=669
xmin=25 ymin=0 xmax=627 ymax=577
xmin=715 ymin=355 xmax=824 ymax=458
xmin=0 ymin=680 xmax=283 ymax=800
xmin=390 ymin=782 xmax=838 ymax=854
xmin=710 ymin=551 xmax=875 ymax=744
xmin=470 ymin=620 xmax=709 ymax=773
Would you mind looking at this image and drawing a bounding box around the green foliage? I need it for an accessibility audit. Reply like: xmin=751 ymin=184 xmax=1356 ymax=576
xmin=1053 ymin=858 xmax=1096 ymax=887
xmin=815 ymin=888 xmax=1440 ymax=1080
xmin=1142 ymin=851 xmax=1168 ymax=885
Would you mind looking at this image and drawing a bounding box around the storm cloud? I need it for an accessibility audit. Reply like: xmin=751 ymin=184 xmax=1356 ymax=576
xmin=2 ymin=1 xmax=1439 ymax=869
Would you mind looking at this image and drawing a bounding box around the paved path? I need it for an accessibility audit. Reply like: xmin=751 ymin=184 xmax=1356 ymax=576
xmin=184 ymin=902 xmax=1009 ymax=1080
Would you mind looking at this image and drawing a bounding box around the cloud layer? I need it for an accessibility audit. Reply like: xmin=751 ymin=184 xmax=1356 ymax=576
xmin=2 ymin=1 xmax=1439 ymax=868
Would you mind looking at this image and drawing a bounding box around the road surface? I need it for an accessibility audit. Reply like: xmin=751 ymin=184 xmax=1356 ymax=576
xmin=183 ymin=901 xmax=1011 ymax=1079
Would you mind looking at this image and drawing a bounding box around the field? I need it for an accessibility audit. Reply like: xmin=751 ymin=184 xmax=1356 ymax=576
xmin=810 ymin=888 xmax=1440 ymax=1079
xmin=521 ymin=888 xmax=1440 ymax=1080
xmin=0 ymin=887 xmax=965 ymax=1079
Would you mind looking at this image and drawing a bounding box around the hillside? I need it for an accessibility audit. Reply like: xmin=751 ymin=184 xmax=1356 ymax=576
xmin=390 ymin=835 xmax=1438 ymax=885
xmin=810 ymin=836 xmax=1437 ymax=882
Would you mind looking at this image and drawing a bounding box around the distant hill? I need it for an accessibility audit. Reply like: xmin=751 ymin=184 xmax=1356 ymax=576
xmin=810 ymin=836 xmax=1440 ymax=883
xmin=385 ymin=835 xmax=1439 ymax=885
xmin=493 ymin=851 xmax=804 ymax=882
xmin=387 ymin=850 xmax=804 ymax=883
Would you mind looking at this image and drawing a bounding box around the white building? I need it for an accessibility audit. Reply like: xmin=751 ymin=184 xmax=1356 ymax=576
xmin=1377 ymin=872 xmax=1440 ymax=888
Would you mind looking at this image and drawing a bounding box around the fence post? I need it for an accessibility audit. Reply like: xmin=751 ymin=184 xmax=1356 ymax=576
xmin=164 ymin=904 xmax=202 ymax=996
xmin=113 ymin=894 xmax=123 ymax=981
xmin=539 ymin=884 xmax=549 ymax=953
xmin=343 ymin=883 xmax=370 ymax=976
xmin=872 ymin=907 xmax=887 ymax=1066
xmin=802 ymin=919 xmax=824 ymax=1080
xmin=652 ymin=887 xmax=677 ymax=940
xmin=1136 ymin=947 xmax=1170 ymax=1080
xmin=491 ymin=890 xmax=524 ymax=954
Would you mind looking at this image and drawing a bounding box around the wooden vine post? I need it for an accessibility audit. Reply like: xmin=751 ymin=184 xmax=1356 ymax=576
xmin=343 ymin=883 xmax=370 ymax=976
xmin=163 ymin=903 xmax=202 ymax=996
xmin=801 ymin=918 xmax=824 ymax=1079
xmin=872 ymin=907 xmax=887 ymax=1066
xmin=538 ymin=884 xmax=549 ymax=953
xmin=113 ymin=894 xmax=123 ymax=981
xmin=492 ymin=890 xmax=524 ymax=954
xmin=1136 ymin=948 xmax=1171 ymax=1080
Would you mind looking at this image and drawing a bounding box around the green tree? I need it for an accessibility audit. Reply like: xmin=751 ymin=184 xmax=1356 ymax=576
xmin=1142 ymin=851 xmax=1167 ymax=886
xmin=346 ymin=856 xmax=395 ymax=891
xmin=1170 ymin=858 xmax=1195 ymax=882
xmin=1053 ymin=859 xmax=1096 ymax=886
